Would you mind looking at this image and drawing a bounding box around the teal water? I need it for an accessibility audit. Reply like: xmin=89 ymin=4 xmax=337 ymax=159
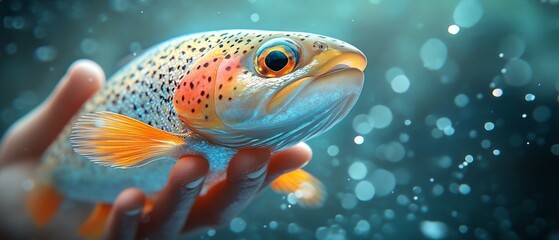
xmin=1 ymin=0 xmax=559 ymax=239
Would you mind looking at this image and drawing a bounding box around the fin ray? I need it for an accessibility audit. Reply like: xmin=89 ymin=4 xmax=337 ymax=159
xmin=71 ymin=111 xmax=187 ymax=168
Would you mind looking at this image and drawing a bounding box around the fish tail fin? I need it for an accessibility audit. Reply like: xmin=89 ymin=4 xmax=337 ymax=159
xmin=25 ymin=182 xmax=63 ymax=226
xmin=71 ymin=111 xmax=187 ymax=168
xmin=270 ymin=169 xmax=326 ymax=208
xmin=79 ymin=203 xmax=112 ymax=239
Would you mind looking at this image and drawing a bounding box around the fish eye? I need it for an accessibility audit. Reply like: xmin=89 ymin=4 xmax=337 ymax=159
xmin=255 ymin=38 xmax=300 ymax=77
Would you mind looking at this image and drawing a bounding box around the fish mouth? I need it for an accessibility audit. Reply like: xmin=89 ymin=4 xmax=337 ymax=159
xmin=267 ymin=51 xmax=366 ymax=114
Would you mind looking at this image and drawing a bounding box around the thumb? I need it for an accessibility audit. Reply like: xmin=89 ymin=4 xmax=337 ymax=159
xmin=0 ymin=60 xmax=105 ymax=163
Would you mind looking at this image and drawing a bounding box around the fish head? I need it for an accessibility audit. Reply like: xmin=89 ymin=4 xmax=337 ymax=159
xmin=174 ymin=30 xmax=366 ymax=150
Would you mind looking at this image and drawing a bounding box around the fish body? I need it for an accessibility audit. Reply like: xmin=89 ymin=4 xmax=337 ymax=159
xmin=36 ymin=30 xmax=366 ymax=205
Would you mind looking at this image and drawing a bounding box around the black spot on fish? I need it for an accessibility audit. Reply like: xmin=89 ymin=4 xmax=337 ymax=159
xmin=203 ymin=62 xmax=209 ymax=68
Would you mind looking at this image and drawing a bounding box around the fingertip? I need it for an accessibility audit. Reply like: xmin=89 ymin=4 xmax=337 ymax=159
xmin=60 ymin=59 xmax=105 ymax=102
xmin=114 ymin=189 xmax=145 ymax=212
xmin=169 ymin=156 xmax=209 ymax=188
xmin=268 ymin=142 xmax=313 ymax=176
xmin=227 ymin=148 xmax=271 ymax=181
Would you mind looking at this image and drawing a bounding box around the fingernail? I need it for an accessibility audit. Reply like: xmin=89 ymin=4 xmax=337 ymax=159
xmin=247 ymin=165 xmax=267 ymax=179
xmin=125 ymin=208 xmax=142 ymax=216
xmin=185 ymin=177 xmax=205 ymax=189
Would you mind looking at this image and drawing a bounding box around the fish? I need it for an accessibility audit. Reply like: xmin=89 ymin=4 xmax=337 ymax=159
xmin=27 ymin=29 xmax=366 ymax=237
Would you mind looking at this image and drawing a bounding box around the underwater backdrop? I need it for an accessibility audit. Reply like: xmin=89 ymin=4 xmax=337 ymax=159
xmin=1 ymin=0 xmax=559 ymax=239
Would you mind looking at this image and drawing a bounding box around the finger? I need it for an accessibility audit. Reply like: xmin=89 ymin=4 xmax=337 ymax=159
xmin=138 ymin=156 xmax=208 ymax=239
xmin=106 ymin=189 xmax=145 ymax=240
xmin=262 ymin=142 xmax=313 ymax=188
xmin=184 ymin=148 xmax=270 ymax=233
xmin=0 ymin=60 xmax=105 ymax=163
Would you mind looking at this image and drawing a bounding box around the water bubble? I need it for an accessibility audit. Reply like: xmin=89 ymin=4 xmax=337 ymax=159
xmin=391 ymin=75 xmax=410 ymax=93
xmin=369 ymin=105 xmax=393 ymax=129
xmin=492 ymin=88 xmax=503 ymax=97
xmin=327 ymin=145 xmax=339 ymax=157
xmin=81 ymin=38 xmax=98 ymax=54
xmin=250 ymin=13 xmax=260 ymax=22
xmin=404 ymin=119 xmax=412 ymax=125
xmin=355 ymin=180 xmax=375 ymax=201
xmin=459 ymin=184 xmax=471 ymax=195
xmin=33 ymin=26 xmax=47 ymax=39
xmin=525 ymin=94 xmax=535 ymax=101
xmin=400 ymin=133 xmax=410 ymax=142
xmin=316 ymin=226 xmax=328 ymax=240
xmin=432 ymin=185 xmax=444 ymax=196
xmin=352 ymin=114 xmax=374 ymax=134
xmin=110 ymin=0 xmax=130 ymax=12
xmin=453 ymin=0 xmax=483 ymax=28
xmin=385 ymin=67 xmax=405 ymax=82
xmin=420 ymin=220 xmax=448 ymax=239
xmin=348 ymin=161 xmax=368 ymax=180
xmin=354 ymin=136 xmax=364 ymax=145
xmin=397 ymin=194 xmax=410 ymax=205
xmin=129 ymin=42 xmax=142 ymax=53
xmin=5 ymin=43 xmax=18 ymax=54
xmin=35 ymin=46 xmax=58 ymax=62
xmin=459 ymin=225 xmax=469 ymax=233
xmin=420 ymin=38 xmax=448 ymax=70
xmin=269 ymin=221 xmax=278 ymax=230
xmin=230 ymin=217 xmax=247 ymax=233
xmin=503 ymin=58 xmax=532 ymax=87
xmin=551 ymin=144 xmax=559 ymax=156
xmin=448 ymin=25 xmax=460 ymax=35
xmin=454 ymin=94 xmax=469 ymax=107
xmin=436 ymin=117 xmax=452 ymax=131
xmin=493 ymin=149 xmax=501 ymax=156
xmin=384 ymin=142 xmax=406 ymax=162
xmin=532 ymin=105 xmax=551 ymax=123
xmin=287 ymin=223 xmax=300 ymax=234
xmin=341 ymin=193 xmax=358 ymax=209
xmin=481 ymin=139 xmax=491 ymax=149
xmin=438 ymin=156 xmax=452 ymax=168
xmin=354 ymin=220 xmax=371 ymax=235
xmin=384 ymin=209 xmax=395 ymax=219
xmin=499 ymin=36 xmax=525 ymax=59
xmin=484 ymin=122 xmax=495 ymax=131
xmin=371 ymin=169 xmax=396 ymax=196
xmin=3 ymin=16 xmax=26 ymax=29
xmin=465 ymin=155 xmax=474 ymax=163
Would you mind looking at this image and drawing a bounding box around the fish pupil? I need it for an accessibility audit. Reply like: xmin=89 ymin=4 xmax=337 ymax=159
xmin=265 ymin=50 xmax=288 ymax=71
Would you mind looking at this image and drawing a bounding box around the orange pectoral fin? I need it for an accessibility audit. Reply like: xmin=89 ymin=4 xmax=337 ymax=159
xmin=270 ymin=169 xmax=326 ymax=208
xmin=79 ymin=203 xmax=112 ymax=239
xmin=71 ymin=111 xmax=188 ymax=168
xmin=25 ymin=183 xmax=63 ymax=226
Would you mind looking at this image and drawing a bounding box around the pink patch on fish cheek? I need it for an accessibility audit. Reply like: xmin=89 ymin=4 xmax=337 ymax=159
xmin=215 ymin=58 xmax=243 ymax=103
xmin=173 ymin=58 xmax=221 ymax=123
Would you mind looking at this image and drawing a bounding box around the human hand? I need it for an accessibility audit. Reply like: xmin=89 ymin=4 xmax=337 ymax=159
xmin=0 ymin=60 xmax=313 ymax=239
